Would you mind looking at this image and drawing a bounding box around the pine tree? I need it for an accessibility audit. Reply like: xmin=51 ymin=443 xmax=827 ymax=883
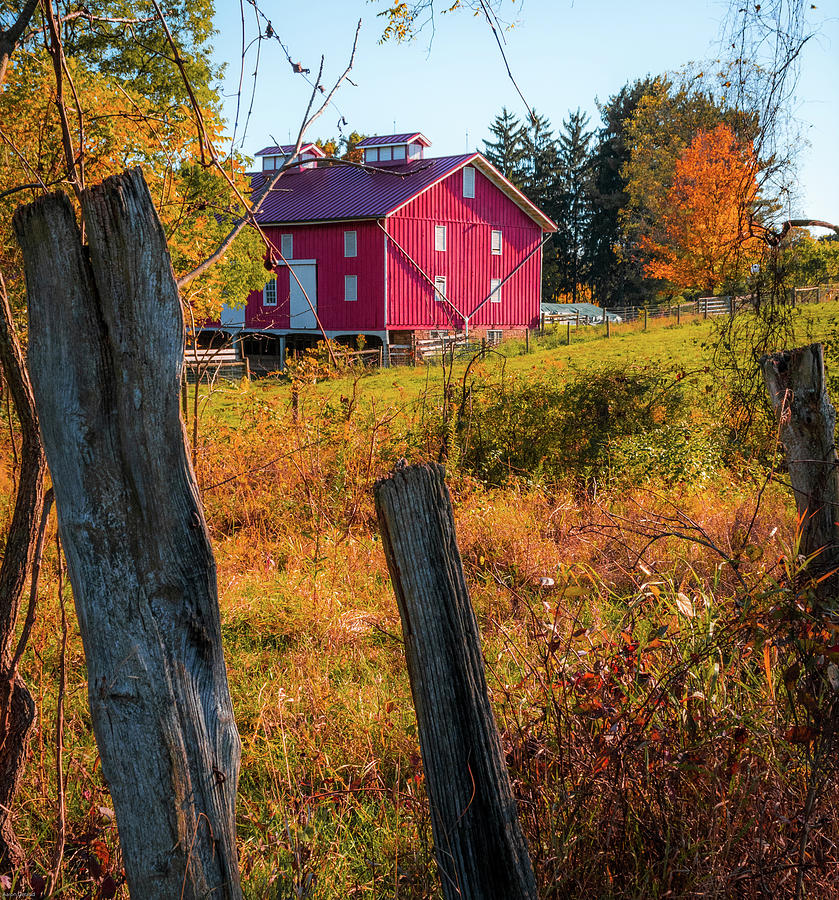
xmin=586 ymin=79 xmax=653 ymax=306
xmin=555 ymin=109 xmax=593 ymax=302
xmin=519 ymin=111 xmax=562 ymax=298
xmin=483 ymin=107 xmax=527 ymax=185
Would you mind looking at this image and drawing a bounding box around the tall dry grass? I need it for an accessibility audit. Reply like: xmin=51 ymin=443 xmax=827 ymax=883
xmin=0 ymin=358 xmax=837 ymax=898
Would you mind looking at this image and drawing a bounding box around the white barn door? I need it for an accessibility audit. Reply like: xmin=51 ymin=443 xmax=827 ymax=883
xmin=288 ymin=262 xmax=317 ymax=330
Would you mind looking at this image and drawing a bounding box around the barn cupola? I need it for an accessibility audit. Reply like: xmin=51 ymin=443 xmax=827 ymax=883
xmin=256 ymin=142 xmax=326 ymax=172
xmin=357 ymin=132 xmax=431 ymax=166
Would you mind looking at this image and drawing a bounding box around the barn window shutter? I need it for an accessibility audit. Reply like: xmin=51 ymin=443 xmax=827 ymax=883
xmin=280 ymin=234 xmax=293 ymax=259
xmin=462 ymin=166 xmax=475 ymax=198
xmin=435 ymin=225 xmax=447 ymax=252
xmin=490 ymin=278 xmax=501 ymax=303
xmin=434 ymin=275 xmax=447 ymax=302
xmin=263 ymin=277 xmax=277 ymax=307
xmin=344 ymin=231 xmax=357 ymax=258
xmin=344 ymin=275 xmax=358 ymax=302
xmin=491 ymin=230 xmax=502 ymax=255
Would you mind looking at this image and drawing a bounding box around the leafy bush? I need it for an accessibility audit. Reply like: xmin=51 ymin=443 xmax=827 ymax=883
xmin=439 ymin=363 xmax=710 ymax=489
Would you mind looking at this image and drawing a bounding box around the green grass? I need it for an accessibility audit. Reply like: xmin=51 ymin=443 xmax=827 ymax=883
xmin=202 ymin=301 xmax=839 ymax=419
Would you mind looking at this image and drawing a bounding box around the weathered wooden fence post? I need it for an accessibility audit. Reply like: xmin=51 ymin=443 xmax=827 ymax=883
xmin=762 ymin=343 xmax=839 ymax=594
xmin=15 ymin=170 xmax=242 ymax=899
xmin=374 ymin=463 xmax=537 ymax=900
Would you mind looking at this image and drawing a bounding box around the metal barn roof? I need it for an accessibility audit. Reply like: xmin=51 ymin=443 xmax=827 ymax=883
xmin=251 ymin=153 xmax=557 ymax=232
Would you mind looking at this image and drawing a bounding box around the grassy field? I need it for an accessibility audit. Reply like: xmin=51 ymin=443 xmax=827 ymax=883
xmin=5 ymin=302 xmax=839 ymax=897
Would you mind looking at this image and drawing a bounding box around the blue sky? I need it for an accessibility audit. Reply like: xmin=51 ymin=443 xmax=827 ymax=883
xmin=211 ymin=0 xmax=838 ymax=224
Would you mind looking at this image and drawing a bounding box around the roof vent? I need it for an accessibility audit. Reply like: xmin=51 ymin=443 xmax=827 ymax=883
xmin=357 ymin=132 xmax=431 ymax=166
xmin=256 ymin=142 xmax=326 ymax=172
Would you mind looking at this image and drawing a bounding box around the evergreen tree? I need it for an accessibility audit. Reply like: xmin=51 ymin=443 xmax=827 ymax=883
xmin=586 ymin=78 xmax=653 ymax=306
xmin=483 ymin=107 xmax=527 ymax=184
xmin=519 ymin=111 xmax=562 ymax=298
xmin=554 ymin=109 xmax=593 ymax=302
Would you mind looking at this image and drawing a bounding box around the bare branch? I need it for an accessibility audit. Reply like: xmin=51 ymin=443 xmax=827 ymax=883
xmin=175 ymin=19 xmax=362 ymax=291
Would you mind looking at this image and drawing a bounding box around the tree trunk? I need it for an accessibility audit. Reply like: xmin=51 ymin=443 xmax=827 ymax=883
xmin=0 ymin=273 xmax=46 ymax=870
xmin=374 ymin=462 xmax=537 ymax=900
xmin=762 ymin=343 xmax=839 ymax=592
xmin=14 ymin=169 xmax=242 ymax=899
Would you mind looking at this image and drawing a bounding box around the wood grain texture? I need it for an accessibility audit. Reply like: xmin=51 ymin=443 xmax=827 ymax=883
xmin=762 ymin=343 xmax=839 ymax=590
xmin=374 ymin=462 xmax=537 ymax=900
xmin=14 ymin=169 xmax=241 ymax=899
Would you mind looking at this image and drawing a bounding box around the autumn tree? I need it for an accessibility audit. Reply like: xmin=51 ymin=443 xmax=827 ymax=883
xmin=642 ymin=123 xmax=760 ymax=294
xmin=622 ymin=74 xmax=757 ymax=263
xmin=0 ymin=0 xmax=266 ymax=873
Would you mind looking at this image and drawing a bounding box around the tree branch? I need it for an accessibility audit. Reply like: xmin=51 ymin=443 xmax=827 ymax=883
xmin=0 ymin=0 xmax=39 ymax=87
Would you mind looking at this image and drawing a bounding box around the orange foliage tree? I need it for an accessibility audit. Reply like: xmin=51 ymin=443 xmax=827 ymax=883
xmin=642 ymin=123 xmax=760 ymax=294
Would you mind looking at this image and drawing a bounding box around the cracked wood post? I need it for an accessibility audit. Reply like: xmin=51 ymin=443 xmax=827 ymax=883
xmin=762 ymin=343 xmax=839 ymax=594
xmin=14 ymin=169 xmax=242 ymax=899
xmin=374 ymin=462 xmax=537 ymax=900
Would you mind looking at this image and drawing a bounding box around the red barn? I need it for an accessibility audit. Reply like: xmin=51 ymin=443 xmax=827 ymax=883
xmin=210 ymin=132 xmax=556 ymax=366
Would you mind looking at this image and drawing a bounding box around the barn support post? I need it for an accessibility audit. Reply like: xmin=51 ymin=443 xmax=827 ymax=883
xmin=373 ymin=463 xmax=538 ymax=900
xmin=15 ymin=170 xmax=242 ymax=899
xmin=762 ymin=344 xmax=839 ymax=598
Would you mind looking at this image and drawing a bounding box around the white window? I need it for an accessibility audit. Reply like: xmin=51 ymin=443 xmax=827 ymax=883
xmin=408 ymin=142 xmax=422 ymax=160
xmin=434 ymin=275 xmax=447 ymax=302
xmin=491 ymin=230 xmax=502 ymax=255
xmin=280 ymin=233 xmax=293 ymax=259
xmin=263 ymin=277 xmax=277 ymax=306
xmin=487 ymin=329 xmax=503 ymax=345
xmin=344 ymin=275 xmax=358 ymax=302
xmin=393 ymin=145 xmax=406 ymax=160
xmin=463 ymin=166 xmax=475 ymax=198
xmin=435 ymin=225 xmax=447 ymax=252
xmin=364 ymin=148 xmax=378 ymax=164
xmin=490 ymin=278 xmax=501 ymax=303
xmin=379 ymin=146 xmax=392 ymax=161
xmin=344 ymin=230 xmax=357 ymax=258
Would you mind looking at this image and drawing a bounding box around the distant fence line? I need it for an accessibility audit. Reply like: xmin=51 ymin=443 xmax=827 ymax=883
xmin=188 ymin=282 xmax=839 ymax=379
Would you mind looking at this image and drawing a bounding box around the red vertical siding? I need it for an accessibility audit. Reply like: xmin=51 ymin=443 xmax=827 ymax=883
xmin=243 ymin=220 xmax=385 ymax=333
xmin=386 ymin=166 xmax=543 ymax=330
